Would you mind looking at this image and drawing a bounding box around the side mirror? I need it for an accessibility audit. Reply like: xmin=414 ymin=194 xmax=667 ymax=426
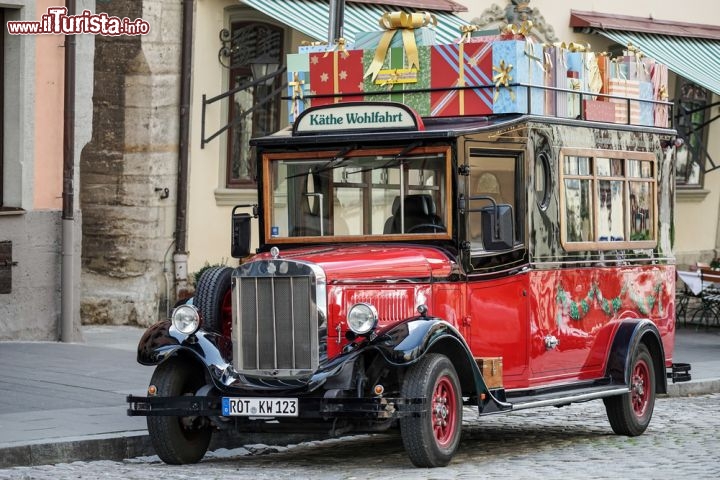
xmin=231 ymin=204 xmax=258 ymax=258
xmin=480 ymin=204 xmax=514 ymax=251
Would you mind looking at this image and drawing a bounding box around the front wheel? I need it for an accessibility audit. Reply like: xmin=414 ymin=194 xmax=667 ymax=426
xmin=604 ymin=343 xmax=656 ymax=436
xmin=400 ymin=353 xmax=462 ymax=467
xmin=147 ymin=358 xmax=212 ymax=464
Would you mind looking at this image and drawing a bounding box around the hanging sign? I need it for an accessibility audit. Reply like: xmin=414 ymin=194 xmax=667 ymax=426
xmin=293 ymin=102 xmax=423 ymax=135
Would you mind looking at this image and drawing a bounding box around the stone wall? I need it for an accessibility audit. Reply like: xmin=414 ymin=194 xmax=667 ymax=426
xmin=80 ymin=0 xmax=182 ymax=326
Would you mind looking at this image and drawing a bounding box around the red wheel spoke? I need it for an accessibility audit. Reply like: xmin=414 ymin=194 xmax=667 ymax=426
xmin=631 ymin=359 xmax=650 ymax=417
xmin=431 ymin=376 xmax=457 ymax=447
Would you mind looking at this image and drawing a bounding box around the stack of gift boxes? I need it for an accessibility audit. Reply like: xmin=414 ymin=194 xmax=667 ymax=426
xmin=286 ymin=15 xmax=669 ymax=128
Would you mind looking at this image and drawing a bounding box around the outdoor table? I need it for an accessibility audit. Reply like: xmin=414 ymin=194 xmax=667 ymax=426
xmin=677 ymin=269 xmax=720 ymax=327
xmin=677 ymin=270 xmax=706 ymax=295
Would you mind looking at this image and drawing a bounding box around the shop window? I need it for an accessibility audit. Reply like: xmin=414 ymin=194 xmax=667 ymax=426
xmin=225 ymin=21 xmax=283 ymax=187
xmin=674 ymin=79 xmax=711 ymax=187
xmin=560 ymin=149 xmax=656 ymax=251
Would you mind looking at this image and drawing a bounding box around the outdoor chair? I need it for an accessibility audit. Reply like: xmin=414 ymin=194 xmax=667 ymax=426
xmin=690 ymin=267 xmax=720 ymax=328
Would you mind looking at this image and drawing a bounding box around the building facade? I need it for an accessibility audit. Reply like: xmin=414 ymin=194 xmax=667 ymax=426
xmin=0 ymin=0 xmax=93 ymax=340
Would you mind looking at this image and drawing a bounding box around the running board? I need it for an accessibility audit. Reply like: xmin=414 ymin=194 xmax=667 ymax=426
xmin=509 ymin=386 xmax=629 ymax=411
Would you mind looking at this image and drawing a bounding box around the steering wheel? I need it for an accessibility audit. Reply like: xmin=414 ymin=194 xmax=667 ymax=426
xmin=406 ymin=223 xmax=447 ymax=233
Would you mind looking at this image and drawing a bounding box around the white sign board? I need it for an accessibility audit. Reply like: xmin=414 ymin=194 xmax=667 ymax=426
xmin=294 ymin=103 xmax=420 ymax=135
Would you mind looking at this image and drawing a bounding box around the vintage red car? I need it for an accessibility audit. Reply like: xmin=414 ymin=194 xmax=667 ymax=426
xmin=128 ymin=101 xmax=690 ymax=467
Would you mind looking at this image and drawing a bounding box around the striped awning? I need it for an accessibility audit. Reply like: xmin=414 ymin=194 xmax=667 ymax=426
xmin=241 ymin=0 xmax=469 ymax=45
xmin=599 ymin=31 xmax=720 ymax=96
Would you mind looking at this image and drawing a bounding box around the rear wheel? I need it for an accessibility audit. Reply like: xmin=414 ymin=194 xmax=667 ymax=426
xmin=195 ymin=266 xmax=233 ymax=337
xmin=147 ymin=358 xmax=212 ymax=464
xmin=400 ymin=354 xmax=462 ymax=467
xmin=604 ymin=343 xmax=656 ymax=436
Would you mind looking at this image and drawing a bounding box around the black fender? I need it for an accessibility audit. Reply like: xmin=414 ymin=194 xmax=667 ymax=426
xmin=605 ymin=319 xmax=667 ymax=394
xmin=360 ymin=317 xmax=511 ymax=413
xmin=137 ymin=320 xmax=233 ymax=374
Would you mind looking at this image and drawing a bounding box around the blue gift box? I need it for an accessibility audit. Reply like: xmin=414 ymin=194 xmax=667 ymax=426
xmin=354 ymin=26 xmax=435 ymax=51
xmin=638 ymin=81 xmax=654 ymax=126
xmin=286 ymin=53 xmax=310 ymax=124
xmin=491 ymin=40 xmax=544 ymax=115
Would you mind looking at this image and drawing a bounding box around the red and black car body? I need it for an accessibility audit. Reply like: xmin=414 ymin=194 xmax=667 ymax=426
xmin=128 ymin=103 xmax=690 ymax=467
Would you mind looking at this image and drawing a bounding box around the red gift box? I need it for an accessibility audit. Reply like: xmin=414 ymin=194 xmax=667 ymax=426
xmin=583 ymin=100 xmax=616 ymax=122
xmin=309 ymin=49 xmax=364 ymax=106
xmin=430 ymin=42 xmax=493 ymax=117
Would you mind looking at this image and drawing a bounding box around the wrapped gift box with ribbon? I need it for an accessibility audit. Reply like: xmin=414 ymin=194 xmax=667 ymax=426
xmin=565 ymin=71 xmax=582 ymax=119
xmin=359 ymin=11 xmax=436 ymax=115
xmin=309 ymin=45 xmax=364 ymax=107
xmin=491 ymin=39 xmax=545 ymax=115
xmin=639 ymin=81 xmax=654 ymax=126
xmin=362 ymin=46 xmax=432 ymax=114
xmin=597 ymin=52 xmax=611 ymax=100
xmin=608 ymin=78 xmax=641 ymax=124
xmin=543 ymin=44 xmax=567 ymax=116
xmin=651 ymin=63 xmax=669 ymax=128
xmin=429 ymin=41 xmax=493 ymax=117
xmin=286 ymin=53 xmax=311 ymax=124
xmin=583 ymin=99 xmax=616 ymax=122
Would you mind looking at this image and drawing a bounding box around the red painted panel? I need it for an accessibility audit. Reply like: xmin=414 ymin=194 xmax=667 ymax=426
xmin=467 ymin=274 xmax=529 ymax=387
xmin=528 ymin=265 xmax=675 ymax=386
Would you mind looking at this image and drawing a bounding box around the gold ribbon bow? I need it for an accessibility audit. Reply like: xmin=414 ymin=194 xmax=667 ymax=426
xmin=492 ymin=60 xmax=515 ymax=102
xmin=323 ymin=37 xmax=349 ymax=58
xmin=658 ymin=85 xmax=669 ymax=101
xmin=625 ymin=42 xmax=640 ymax=56
xmin=458 ymin=24 xmax=479 ymax=44
xmin=569 ymin=78 xmax=581 ymax=91
xmin=364 ymin=11 xmax=437 ymax=81
xmin=502 ymin=20 xmax=533 ymax=38
xmin=567 ymin=42 xmax=591 ymax=52
xmin=289 ymin=72 xmax=305 ymax=117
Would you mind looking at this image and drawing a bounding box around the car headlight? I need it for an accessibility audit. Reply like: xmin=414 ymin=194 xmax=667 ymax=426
xmin=171 ymin=304 xmax=201 ymax=335
xmin=347 ymin=303 xmax=378 ymax=335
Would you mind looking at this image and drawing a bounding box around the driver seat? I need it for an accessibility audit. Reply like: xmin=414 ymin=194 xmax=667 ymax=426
xmin=383 ymin=194 xmax=443 ymax=234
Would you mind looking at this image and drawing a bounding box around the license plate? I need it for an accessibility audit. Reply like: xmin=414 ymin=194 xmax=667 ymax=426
xmin=222 ymin=397 xmax=299 ymax=417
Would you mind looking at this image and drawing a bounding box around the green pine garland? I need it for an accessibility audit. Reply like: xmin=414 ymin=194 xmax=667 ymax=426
xmin=556 ymin=280 xmax=663 ymax=321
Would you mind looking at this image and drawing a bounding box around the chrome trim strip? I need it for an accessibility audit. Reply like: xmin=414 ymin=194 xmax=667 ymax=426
xmin=510 ymin=387 xmax=629 ymax=411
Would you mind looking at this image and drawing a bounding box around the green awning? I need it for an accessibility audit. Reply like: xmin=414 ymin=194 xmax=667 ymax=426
xmin=241 ymin=0 xmax=469 ymax=45
xmin=601 ymin=30 xmax=720 ymax=96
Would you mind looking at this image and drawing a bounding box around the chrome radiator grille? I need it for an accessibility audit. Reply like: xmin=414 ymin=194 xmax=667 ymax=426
xmin=232 ymin=260 xmax=323 ymax=376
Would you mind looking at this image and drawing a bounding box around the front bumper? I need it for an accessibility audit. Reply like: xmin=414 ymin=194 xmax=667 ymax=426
xmin=126 ymin=394 xmax=425 ymax=420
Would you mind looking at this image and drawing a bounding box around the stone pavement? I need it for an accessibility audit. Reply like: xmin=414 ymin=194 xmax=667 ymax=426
xmin=0 ymin=324 xmax=718 ymax=468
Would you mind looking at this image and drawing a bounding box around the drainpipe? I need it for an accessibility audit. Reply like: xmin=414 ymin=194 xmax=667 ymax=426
xmin=61 ymin=0 xmax=77 ymax=342
xmin=174 ymin=0 xmax=194 ymax=297
xmin=328 ymin=0 xmax=345 ymax=43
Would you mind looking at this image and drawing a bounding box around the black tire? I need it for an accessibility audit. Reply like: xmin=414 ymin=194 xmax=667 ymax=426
xmin=400 ymin=354 xmax=462 ymax=468
xmin=604 ymin=343 xmax=656 ymax=436
xmin=195 ymin=266 xmax=233 ymax=336
xmin=147 ymin=358 xmax=212 ymax=464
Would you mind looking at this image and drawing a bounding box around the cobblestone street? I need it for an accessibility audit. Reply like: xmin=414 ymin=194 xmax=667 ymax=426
xmin=2 ymin=394 xmax=718 ymax=480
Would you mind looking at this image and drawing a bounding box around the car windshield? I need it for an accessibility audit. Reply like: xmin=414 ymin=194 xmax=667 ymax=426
xmin=262 ymin=146 xmax=451 ymax=241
